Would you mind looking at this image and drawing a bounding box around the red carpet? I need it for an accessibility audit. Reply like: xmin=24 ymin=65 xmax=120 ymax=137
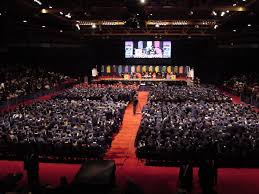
xmin=1 ymin=91 xmax=259 ymax=193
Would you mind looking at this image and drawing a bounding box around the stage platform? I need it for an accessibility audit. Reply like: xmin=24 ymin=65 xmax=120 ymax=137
xmin=92 ymin=77 xmax=191 ymax=85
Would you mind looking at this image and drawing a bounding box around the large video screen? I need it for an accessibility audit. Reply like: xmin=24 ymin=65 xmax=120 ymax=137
xmin=125 ymin=41 xmax=171 ymax=59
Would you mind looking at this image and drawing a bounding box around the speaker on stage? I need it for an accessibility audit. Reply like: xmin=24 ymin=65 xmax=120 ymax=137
xmin=72 ymin=160 xmax=116 ymax=192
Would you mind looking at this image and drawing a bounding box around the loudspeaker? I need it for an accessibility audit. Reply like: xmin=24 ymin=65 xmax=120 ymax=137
xmin=72 ymin=160 xmax=116 ymax=188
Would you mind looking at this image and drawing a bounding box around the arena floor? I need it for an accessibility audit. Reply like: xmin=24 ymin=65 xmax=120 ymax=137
xmin=0 ymin=91 xmax=259 ymax=194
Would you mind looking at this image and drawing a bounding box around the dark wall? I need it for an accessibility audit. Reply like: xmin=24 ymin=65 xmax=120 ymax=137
xmin=7 ymin=39 xmax=259 ymax=84
xmin=8 ymin=46 xmax=95 ymax=77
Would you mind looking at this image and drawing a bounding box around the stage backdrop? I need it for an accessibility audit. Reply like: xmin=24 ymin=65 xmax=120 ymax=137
xmin=99 ymin=65 xmax=190 ymax=76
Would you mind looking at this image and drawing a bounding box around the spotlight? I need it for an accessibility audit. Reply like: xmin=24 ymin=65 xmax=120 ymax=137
xmin=233 ymin=29 xmax=236 ymax=32
xmin=226 ymin=10 xmax=229 ymax=13
xmin=60 ymin=30 xmax=63 ymax=33
xmin=92 ymin=23 xmax=97 ymax=29
xmin=233 ymin=3 xmax=237 ymax=6
xmin=214 ymin=25 xmax=218 ymax=29
xmin=49 ymin=5 xmax=52 ymax=9
xmin=212 ymin=11 xmax=217 ymax=16
xmin=155 ymin=24 xmax=160 ymax=28
xmin=248 ymin=24 xmax=251 ymax=27
xmin=59 ymin=12 xmax=64 ymax=15
xmin=41 ymin=9 xmax=48 ymax=14
xmin=189 ymin=11 xmax=194 ymax=15
xmin=150 ymin=13 xmax=152 ymax=16
xmin=23 ymin=20 xmax=27 ymax=23
xmin=220 ymin=12 xmax=225 ymax=16
xmin=0 ymin=13 xmax=1 ymax=16
xmin=140 ymin=0 xmax=145 ymax=4
xmin=42 ymin=25 xmax=46 ymax=28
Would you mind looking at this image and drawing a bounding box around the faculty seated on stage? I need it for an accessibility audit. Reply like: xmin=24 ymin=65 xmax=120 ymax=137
xmin=136 ymin=73 xmax=142 ymax=79
xmin=166 ymin=73 xmax=171 ymax=80
xmin=135 ymin=84 xmax=259 ymax=160
xmin=152 ymin=72 xmax=157 ymax=79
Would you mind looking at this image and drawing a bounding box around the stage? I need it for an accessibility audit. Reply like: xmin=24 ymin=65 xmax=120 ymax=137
xmin=92 ymin=77 xmax=192 ymax=85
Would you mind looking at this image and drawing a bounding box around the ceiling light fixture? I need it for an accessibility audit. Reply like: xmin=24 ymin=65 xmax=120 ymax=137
xmin=212 ymin=11 xmax=217 ymax=16
xmin=59 ymin=12 xmax=64 ymax=15
xmin=233 ymin=29 xmax=236 ymax=32
xmin=49 ymin=6 xmax=52 ymax=9
xmin=65 ymin=13 xmax=72 ymax=18
xmin=76 ymin=24 xmax=80 ymax=30
xmin=140 ymin=0 xmax=146 ymax=4
xmin=248 ymin=24 xmax=251 ymax=27
xmin=33 ymin=0 xmax=42 ymax=5
xmin=214 ymin=24 xmax=218 ymax=29
xmin=23 ymin=20 xmax=27 ymax=23
xmin=220 ymin=12 xmax=225 ymax=16
xmin=92 ymin=23 xmax=97 ymax=29
xmin=60 ymin=30 xmax=63 ymax=33
xmin=233 ymin=3 xmax=237 ymax=6
xmin=42 ymin=25 xmax=46 ymax=28
xmin=155 ymin=24 xmax=160 ymax=28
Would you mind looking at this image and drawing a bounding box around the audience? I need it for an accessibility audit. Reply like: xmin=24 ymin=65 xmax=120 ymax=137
xmin=0 ymin=85 xmax=136 ymax=159
xmin=223 ymin=73 xmax=259 ymax=107
xmin=55 ymin=83 xmax=137 ymax=103
xmin=136 ymin=84 xmax=259 ymax=160
xmin=148 ymin=85 xmax=231 ymax=103
xmin=0 ymin=64 xmax=73 ymax=104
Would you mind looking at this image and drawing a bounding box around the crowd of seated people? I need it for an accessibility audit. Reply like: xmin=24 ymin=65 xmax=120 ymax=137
xmin=0 ymin=85 xmax=136 ymax=159
xmin=223 ymin=73 xmax=259 ymax=107
xmin=55 ymin=83 xmax=137 ymax=102
xmin=149 ymin=85 xmax=232 ymax=103
xmin=0 ymin=64 xmax=73 ymax=104
xmin=136 ymin=84 xmax=259 ymax=160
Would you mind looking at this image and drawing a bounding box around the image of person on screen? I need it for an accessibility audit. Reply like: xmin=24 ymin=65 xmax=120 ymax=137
xmin=155 ymin=47 xmax=162 ymax=58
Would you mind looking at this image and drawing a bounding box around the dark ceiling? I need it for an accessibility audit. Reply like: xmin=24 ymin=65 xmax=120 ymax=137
xmin=5 ymin=0 xmax=259 ymax=43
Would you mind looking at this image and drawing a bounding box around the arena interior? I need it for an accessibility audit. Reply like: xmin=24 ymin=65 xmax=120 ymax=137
xmin=1 ymin=0 xmax=259 ymax=194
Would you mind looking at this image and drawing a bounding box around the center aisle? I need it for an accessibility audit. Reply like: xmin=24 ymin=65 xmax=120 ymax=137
xmin=105 ymin=91 xmax=181 ymax=194
xmin=104 ymin=91 xmax=149 ymax=167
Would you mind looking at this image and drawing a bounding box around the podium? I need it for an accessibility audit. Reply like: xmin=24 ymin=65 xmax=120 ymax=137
xmin=124 ymin=74 xmax=130 ymax=80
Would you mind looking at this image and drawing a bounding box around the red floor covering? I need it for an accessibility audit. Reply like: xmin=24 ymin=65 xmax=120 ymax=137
xmin=222 ymin=91 xmax=259 ymax=112
xmin=1 ymin=91 xmax=259 ymax=194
